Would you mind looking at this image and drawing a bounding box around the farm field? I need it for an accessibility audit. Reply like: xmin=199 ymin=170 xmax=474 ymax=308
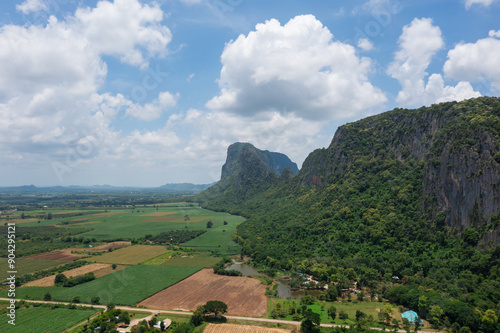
xmin=0 ymin=306 xmax=98 ymax=333
xmin=0 ymin=258 xmax=66 ymax=281
xmin=138 ymin=268 xmax=267 ymax=317
xmin=23 ymin=263 xmax=111 ymax=287
xmin=91 ymin=245 xmax=169 ymax=265
xmin=203 ymin=323 xmax=292 ymax=333
xmin=143 ymin=251 xmax=221 ymax=267
xmin=17 ymin=204 xmax=244 ymax=242
xmin=25 ymin=248 xmax=87 ymax=261
xmin=4 ymin=265 xmax=202 ymax=305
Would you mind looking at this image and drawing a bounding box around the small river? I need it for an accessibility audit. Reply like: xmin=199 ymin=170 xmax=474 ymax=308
xmin=225 ymin=262 xmax=323 ymax=299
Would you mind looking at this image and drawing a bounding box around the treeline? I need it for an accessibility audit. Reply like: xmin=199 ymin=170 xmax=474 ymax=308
xmin=55 ymin=272 xmax=95 ymax=287
xmin=143 ymin=229 xmax=206 ymax=245
xmin=15 ymin=261 xmax=88 ymax=286
xmin=213 ymin=257 xmax=242 ymax=276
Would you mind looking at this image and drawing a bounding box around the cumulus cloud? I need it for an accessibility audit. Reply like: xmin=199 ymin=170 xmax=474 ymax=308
xmin=387 ymin=18 xmax=480 ymax=107
xmin=0 ymin=0 xmax=174 ymax=172
xmin=74 ymin=0 xmax=171 ymax=68
xmin=126 ymin=91 xmax=179 ymax=121
xmin=358 ymin=38 xmax=374 ymax=51
xmin=444 ymin=32 xmax=500 ymax=92
xmin=207 ymin=15 xmax=386 ymax=120
xmin=16 ymin=0 xmax=46 ymax=14
xmin=465 ymin=0 xmax=497 ymax=9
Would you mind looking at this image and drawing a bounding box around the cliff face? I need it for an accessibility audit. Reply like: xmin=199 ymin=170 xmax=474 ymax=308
xmin=299 ymin=97 xmax=500 ymax=240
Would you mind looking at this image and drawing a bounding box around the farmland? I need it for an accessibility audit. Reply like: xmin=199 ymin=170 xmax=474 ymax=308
xmin=0 ymin=258 xmax=66 ymax=281
xmin=203 ymin=323 xmax=292 ymax=333
xmin=0 ymin=305 xmax=98 ymax=333
xmin=138 ymin=268 xmax=267 ymax=317
xmin=6 ymin=265 xmax=202 ymax=305
xmin=91 ymin=245 xmax=169 ymax=265
xmin=23 ymin=263 xmax=111 ymax=287
xmin=143 ymin=251 xmax=221 ymax=267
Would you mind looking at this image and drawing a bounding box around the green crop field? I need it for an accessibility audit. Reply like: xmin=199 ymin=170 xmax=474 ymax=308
xmin=0 ymin=306 xmax=98 ymax=333
xmin=181 ymin=213 xmax=244 ymax=255
xmin=18 ymin=204 xmax=245 ymax=243
xmin=6 ymin=265 xmax=202 ymax=305
xmin=0 ymin=258 xmax=66 ymax=281
xmin=91 ymin=245 xmax=169 ymax=265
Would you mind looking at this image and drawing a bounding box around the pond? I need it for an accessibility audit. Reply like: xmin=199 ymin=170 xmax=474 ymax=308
xmin=225 ymin=262 xmax=323 ymax=299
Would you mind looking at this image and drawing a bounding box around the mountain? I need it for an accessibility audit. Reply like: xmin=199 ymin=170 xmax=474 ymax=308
xmin=199 ymin=97 xmax=500 ymax=330
xmin=198 ymin=142 xmax=299 ymax=210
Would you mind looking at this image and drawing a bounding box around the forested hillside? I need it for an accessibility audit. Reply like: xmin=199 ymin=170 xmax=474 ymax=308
xmin=199 ymin=97 xmax=500 ymax=332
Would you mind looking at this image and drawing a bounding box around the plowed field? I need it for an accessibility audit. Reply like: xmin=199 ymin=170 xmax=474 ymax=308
xmin=203 ymin=324 xmax=292 ymax=333
xmin=138 ymin=269 xmax=267 ymax=317
xmin=24 ymin=263 xmax=111 ymax=287
xmin=25 ymin=248 xmax=86 ymax=261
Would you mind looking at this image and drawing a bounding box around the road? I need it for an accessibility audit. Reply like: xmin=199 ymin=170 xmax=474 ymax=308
xmin=1 ymin=298 xmax=439 ymax=332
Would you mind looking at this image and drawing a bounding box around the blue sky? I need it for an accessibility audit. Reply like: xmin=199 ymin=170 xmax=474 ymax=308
xmin=0 ymin=0 xmax=499 ymax=186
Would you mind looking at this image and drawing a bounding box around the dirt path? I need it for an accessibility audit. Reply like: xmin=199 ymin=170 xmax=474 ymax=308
xmin=0 ymin=298 xmax=441 ymax=333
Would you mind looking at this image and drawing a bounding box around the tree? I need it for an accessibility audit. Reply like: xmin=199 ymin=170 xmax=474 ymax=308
xmin=107 ymin=302 xmax=115 ymax=311
xmin=72 ymin=296 xmax=81 ymax=303
xmin=91 ymin=296 xmax=100 ymax=305
xmin=380 ymin=304 xmax=393 ymax=325
xmin=481 ymin=309 xmax=498 ymax=332
xmin=429 ymin=305 xmax=444 ymax=328
xmin=54 ymin=273 xmax=67 ymax=285
xmin=328 ymin=305 xmax=337 ymax=321
xmin=356 ymin=310 xmax=367 ymax=322
xmin=190 ymin=309 xmax=205 ymax=326
xmin=301 ymin=309 xmax=321 ymax=333
xmin=206 ymin=221 xmax=213 ymax=228
xmin=43 ymin=292 xmax=51 ymax=301
xmin=112 ymin=263 xmax=117 ymax=270
xmin=223 ymin=220 xmax=228 ymax=225
xmin=204 ymin=300 xmax=227 ymax=317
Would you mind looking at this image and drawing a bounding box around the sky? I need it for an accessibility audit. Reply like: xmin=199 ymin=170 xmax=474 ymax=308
xmin=0 ymin=0 xmax=499 ymax=187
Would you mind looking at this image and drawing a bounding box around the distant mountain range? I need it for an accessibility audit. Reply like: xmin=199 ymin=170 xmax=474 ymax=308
xmin=0 ymin=183 xmax=213 ymax=194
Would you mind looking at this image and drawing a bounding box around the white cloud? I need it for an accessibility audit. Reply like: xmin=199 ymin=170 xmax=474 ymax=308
xmin=358 ymin=38 xmax=374 ymax=51
xmin=0 ymin=0 xmax=174 ymax=174
xmin=126 ymin=91 xmax=179 ymax=121
xmin=489 ymin=30 xmax=500 ymax=38
xmin=207 ymin=15 xmax=386 ymax=121
xmin=74 ymin=0 xmax=171 ymax=68
xmin=387 ymin=18 xmax=480 ymax=107
xmin=180 ymin=0 xmax=204 ymax=5
xmin=465 ymin=0 xmax=497 ymax=9
xmin=444 ymin=33 xmax=500 ymax=92
xmin=16 ymin=0 xmax=46 ymax=14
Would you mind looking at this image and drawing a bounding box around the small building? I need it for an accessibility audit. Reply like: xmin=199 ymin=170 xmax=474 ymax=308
xmin=402 ymin=310 xmax=420 ymax=325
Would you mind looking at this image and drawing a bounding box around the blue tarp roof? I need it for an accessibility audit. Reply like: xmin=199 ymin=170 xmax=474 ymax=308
xmin=401 ymin=310 xmax=419 ymax=324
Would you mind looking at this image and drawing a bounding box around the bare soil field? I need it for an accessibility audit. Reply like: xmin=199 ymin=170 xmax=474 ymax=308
xmin=203 ymin=323 xmax=292 ymax=333
xmin=23 ymin=263 xmax=111 ymax=287
xmin=25 ymin=248 xmax=86 ymax=261
xmin=86 ymin=241 xmax=131 ymax=252
xmin=140 ymin=212 xmax=176 ymax=217
xmin=92 ymin=264 xmax=127 ymax=278
xmin=140 ymin=216 xmax=212 ymax=223
xmin=138 ymin=269 xmax=267 ymax=317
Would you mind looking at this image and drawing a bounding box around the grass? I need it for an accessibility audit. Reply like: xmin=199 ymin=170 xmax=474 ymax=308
xmin=5 ymin=265 xmax=202 ymax=305
xmin=181 ymin=214 xmax=245 ymax=255
xmin=0 ymin=306 xmax=98 ymax=333
xmin=143 ymin=251 xmax=221 ymax=267
xmin=0 ymin=258 xmax=66 ymax=281
xmin=267 ymin=299 xmax=395 ymax=326
xmin=91 ymin=245 xmax=169 ymax=265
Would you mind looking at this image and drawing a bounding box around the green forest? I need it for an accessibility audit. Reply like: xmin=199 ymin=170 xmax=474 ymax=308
xmin=199 ymin=97 xmax=500 ymax=332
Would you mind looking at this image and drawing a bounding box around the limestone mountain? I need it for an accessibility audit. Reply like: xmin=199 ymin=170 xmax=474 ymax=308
xmin=198 ymin=142 xmax=299 ymax=209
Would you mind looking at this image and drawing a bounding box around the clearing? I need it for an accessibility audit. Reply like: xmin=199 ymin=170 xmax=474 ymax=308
xmin=138 ymin=268 xmax=267 ymax=317
xmin=203 ymin=323 xmax=292 ymax=333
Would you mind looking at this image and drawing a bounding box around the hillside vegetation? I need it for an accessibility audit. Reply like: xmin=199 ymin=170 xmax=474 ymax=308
xmin=199 ymin=97 xmax=500 ymax=332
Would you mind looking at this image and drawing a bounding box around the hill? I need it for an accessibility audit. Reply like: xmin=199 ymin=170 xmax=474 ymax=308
xmin=198 ymin=97 xmax=500 ymax=331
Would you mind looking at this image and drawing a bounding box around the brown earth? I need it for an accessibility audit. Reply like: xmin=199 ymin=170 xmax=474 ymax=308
xmin=203 ymin=324 xmax=292 ymax=333
xmin=85 ymin=241 xmax=131 ymax=252
xmin=140 ymin=216 xmax=212 ymax=223
xmin=25 ymin=248 xmax=86 ymax=261
xmin=23 ymin=263 xmax=111 ymax=287
xmin=138 ymin=269 xmax=267 ymax=317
